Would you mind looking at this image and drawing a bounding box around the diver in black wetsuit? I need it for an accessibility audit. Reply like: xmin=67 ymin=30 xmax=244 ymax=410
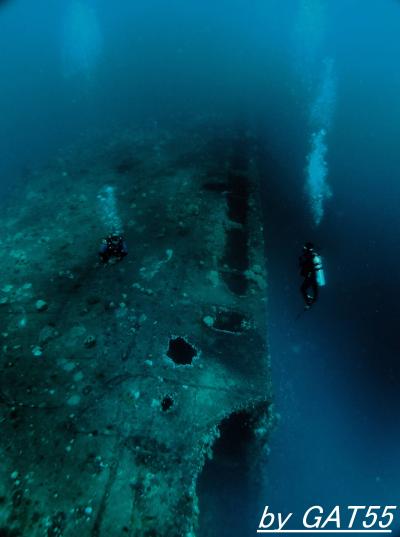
xmin=99 ymin=234 xmax=128 ymax=263
xmin=299 ymin=242 xmax=319 ymax=308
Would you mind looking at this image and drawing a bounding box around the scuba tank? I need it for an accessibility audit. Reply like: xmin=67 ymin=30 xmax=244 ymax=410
xmin=313 ymin=254 xmax=326 ymax=287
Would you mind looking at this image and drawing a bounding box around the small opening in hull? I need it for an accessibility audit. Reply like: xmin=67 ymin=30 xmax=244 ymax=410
xmin=161 ymin=395 xmax=174 ymax=411
xmin=167 ymin=337 xmax=197 ymax=365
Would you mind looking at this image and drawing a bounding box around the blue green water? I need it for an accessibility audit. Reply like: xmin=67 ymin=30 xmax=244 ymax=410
xmin=1 ymin=1 xmax=399 ymax=535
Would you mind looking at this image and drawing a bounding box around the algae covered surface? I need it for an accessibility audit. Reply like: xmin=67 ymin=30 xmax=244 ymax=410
xmin=0 ymin=123 xmax=271 ymax=537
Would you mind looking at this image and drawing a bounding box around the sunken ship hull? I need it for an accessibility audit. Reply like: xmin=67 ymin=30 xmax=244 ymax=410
xmin=0 ymin=122 xmax=272 ymax=536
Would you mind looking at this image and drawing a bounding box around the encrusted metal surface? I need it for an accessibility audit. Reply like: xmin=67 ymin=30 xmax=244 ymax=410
xmin=0 ymin=123 xmax=271 ymax=537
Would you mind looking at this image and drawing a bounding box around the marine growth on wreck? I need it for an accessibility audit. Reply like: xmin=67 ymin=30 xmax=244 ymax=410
xmin=0 ymin=124 xmax=271 ymax=536
xmin=2 ymin=0 xmax=398 ymax=535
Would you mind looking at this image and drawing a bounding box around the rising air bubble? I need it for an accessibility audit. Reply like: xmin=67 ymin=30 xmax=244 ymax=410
xmin=97 ymin=186 xmax=123 ymax=235
xmin=305 ymin=128 xmax=332 ymax=226
xmin=305 ymin=58 xmax=337 ymax=226
xmin=62 ymin=1 xmax=102 ymax=80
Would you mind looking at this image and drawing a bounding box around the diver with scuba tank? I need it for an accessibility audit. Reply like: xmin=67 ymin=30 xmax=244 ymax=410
xmin=299 ymin=242 xmax=325 ymax=309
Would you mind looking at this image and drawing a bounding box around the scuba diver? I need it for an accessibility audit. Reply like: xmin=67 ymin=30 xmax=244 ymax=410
xmin=99 ymin=234 xmax=128 ymax=263
xmin=299 ymin=242 xmax=325 ymax=309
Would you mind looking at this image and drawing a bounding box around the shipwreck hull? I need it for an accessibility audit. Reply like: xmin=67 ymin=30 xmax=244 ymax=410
xmin=0 ymin=123 xmax=271 ymax=536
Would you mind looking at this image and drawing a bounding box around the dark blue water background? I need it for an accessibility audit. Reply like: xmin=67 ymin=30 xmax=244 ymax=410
xmin=1 ymin=1 xmax=399 ymax=535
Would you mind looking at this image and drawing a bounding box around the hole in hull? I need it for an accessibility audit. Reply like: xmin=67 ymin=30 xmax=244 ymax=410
xmin=167 ymin=337 xmax=197 ymax=365
xmin=197 ymin=410 xmax=262 ymax=537
xmin=161 ymin=395 xmax=174 ymax=411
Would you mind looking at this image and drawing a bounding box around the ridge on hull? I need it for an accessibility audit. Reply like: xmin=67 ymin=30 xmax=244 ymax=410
xmin=0 ymin=121 xmax=272 ymax=536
